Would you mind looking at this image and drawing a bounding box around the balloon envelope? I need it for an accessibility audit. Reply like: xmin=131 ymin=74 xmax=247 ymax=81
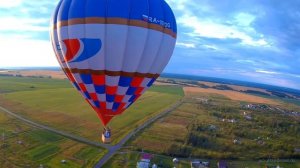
xmin=50 ymin=0 xmax=177 ymax=126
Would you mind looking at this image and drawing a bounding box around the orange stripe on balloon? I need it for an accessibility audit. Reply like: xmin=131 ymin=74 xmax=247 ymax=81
xmin=53 ymin=17 xmax=177 ymax=38
xmin=63 ymin=68 xmax=160 ymax=78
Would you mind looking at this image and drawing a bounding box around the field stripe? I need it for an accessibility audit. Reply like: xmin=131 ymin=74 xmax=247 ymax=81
xmin=0 ymin=105 xmax=110 ymax=149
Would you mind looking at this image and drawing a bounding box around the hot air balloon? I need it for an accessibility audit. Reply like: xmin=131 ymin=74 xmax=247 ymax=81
xmin=50 ymin=0 xmax=177 ymax=143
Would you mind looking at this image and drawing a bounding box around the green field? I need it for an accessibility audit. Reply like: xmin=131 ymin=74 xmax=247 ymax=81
xmin=2 ymin=75 xmax=299 ymax=167
xmin=0 ymin=76 xmax=184 ymax=167
xmin=150 ymin=85 xmax=185 ymax=96
xmin=0 ymin=76 xmax=183 ymax=144
xmin=0 ymin=111 xmax=106 ymax=168
xmin=124 ymin=91 xmax=300 ymax=167
xmin=0 ymin=76 xmax=71 ymax=93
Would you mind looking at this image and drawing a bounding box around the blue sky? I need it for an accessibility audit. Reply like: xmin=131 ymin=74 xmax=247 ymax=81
xmin=0 ymin=0 xmax=299 ymax=89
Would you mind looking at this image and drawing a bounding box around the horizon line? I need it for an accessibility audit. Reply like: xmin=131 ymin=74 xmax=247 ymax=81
xmin=1 ymin=66 xmax=300 ymax=91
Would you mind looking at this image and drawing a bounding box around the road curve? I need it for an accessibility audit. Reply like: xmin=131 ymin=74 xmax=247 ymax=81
xmin=0 ymin=106 xmax=111 ymax=149
xmin=94 ymin=100 xmax=183 ymax=168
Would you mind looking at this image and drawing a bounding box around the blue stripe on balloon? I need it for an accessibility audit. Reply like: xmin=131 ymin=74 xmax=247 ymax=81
xmin=128 ymin=95 xmax=136 ymax=102
xmin=127 ymin=101 xmax=134 ymax=108
xmin=71 ymin=39 xmax=102 ymax=63
xmin=148 ymin=0 xmax=164 ymax=25
xmin=94 ymin=101 xmax=100 ymax=108
xmin=119 ymin=76 xmax=132 ymax=87
xmin=68 ymin=0 xmax=85 ymax=20
xmin=80 ymin=74 xmax=93 ymax=84
xmin=95 ymin=85 xmax=105 ymax=94
xmin=51 ymin=0 xmax=63 ymax=25
xmin=84 ymin=92 xmax=91 ymax=99
xmin=126 ymin=87 xmax=137 ymax=95
xmin=86 ymin=0 xmax=106 ymax=17
xmin=130 ymin=0 xmax=149 ymax=21
xmin=162 ymin=0 xmax=177 ymax=33
xmin=107 ymin=0 xmax=131 ymax=19
xmin=73 ymin=82 xmax=80 ymax=91
xmin=112 ymin=103 xmax=120 ymax=112
xmin=106 ymin=95 xmax=115 ymax=102
xmin=58 ymin=0 xmax=72 ymax=22
xmin=55 ymin=0 xmax=177 ymax=33
xmin=147 ymin=78 xmax=156 ymax=87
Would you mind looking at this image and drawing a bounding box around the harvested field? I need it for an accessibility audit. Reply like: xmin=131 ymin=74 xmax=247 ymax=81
xmin=162 ymin=116 xmax=191 ymax=127
xmin=1 ymin=70 xmax=66 ymax=79
xmin=154 ymin=81 xmax=179 ymax=86
xmin=198 ymin=81 xmax=270 ymax=93
xmin=184 ymin=87 xmax=280 ymax=105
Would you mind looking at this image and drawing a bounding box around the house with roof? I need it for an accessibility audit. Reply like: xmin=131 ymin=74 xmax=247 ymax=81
xmin=190 ymin=160 xmax=209 ymax=168
xmin=137 ymin=153 xmax=153 ymax=168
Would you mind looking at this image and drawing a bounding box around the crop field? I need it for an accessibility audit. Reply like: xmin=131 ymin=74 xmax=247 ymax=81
xmin=0 ymin=76 xmax=70 ymax=93
xmin=184 ymin=87 xmax=280 ymax=105
xmin=0 ymin=70 xmax=66 ymax=79
xmin=127 ymin=88 xmax=300 ymax=167
xmin=1 ymin=75 xmax=299 ymax=167
xmin=0 ymin=111 xmax=106 ymax=168
xmin=0 ymin=76 xmax=183 ymax=144
xmin=150 ymin=85 xmax=184 ymax=96
xmin=198 ymin=81 xmax=270 ymax=93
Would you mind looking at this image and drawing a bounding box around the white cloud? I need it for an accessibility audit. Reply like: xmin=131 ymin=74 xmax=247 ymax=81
xmin=166 ymin=1 xmax=271 ymax=47
xmin=234 ymin=13 xmax=256 ymax=27
xmin=0 ymin=36 xmax=58 ymax=67
xmin=202 ymin=44 xmax=219 ymax=50
xmin=256 ymin=70 xmax=300 ymax=78
xmin=0 ymin=17 xmax=49 ymax=32
xmin=176 ymin=42 xmax=196 ymax=48
xmin=178 ymin=14 xmax=269 ymax=47
xmin=0 ymin=0 xmax=22 ymax=8
xmin=237 ymin=71 xmax=299 ymax=89
xmin=256 ymin=70 xmax=280 ymax=74
xmin=236 ymin=59 xmax=257 ymax=64
xmin=166 ymin=0 xmax=189 ymax=10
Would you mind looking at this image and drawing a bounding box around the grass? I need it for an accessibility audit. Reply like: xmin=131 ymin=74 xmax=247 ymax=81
xmin=45 ymin=157 xmax=83 ymax=168
xmin=0 ymin=76 xmax=184 ymax=166
xmin=125 ymin=90 xmax=300 ymax=165
xmin=110 ymin=91 xmax=182 ymax=144
xmin=0 ymin=76 xmax=183 ymax=144
xmin=26 ymin=144 xmax=60 ymax=160
xmin=0 ymin=109 xmax=106 ymax=168
xmin=7 ymin=75 xmax=299 ymax=167
xmin=0 ymin=76 xmax=71 ymax=93
xmin=27 ymin=130 xmax=63 ymax=142
xmin=149 ymin=85 xmax=184 ymax=96
xmin=74 ymin=146 xmax=100 ymax=159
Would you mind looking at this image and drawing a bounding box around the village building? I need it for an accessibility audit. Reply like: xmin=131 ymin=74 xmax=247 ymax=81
xmin=137 ymin=154 xmax=152 ymax=168
xmin=190 ymin=160 xmax=209 ymax=168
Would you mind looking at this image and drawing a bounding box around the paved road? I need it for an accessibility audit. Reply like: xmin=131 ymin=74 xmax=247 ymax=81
xmin=0 ymin=106 xmax=111 ymax=149
xmin=94 ymin=100 xmax=183 ymax=168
